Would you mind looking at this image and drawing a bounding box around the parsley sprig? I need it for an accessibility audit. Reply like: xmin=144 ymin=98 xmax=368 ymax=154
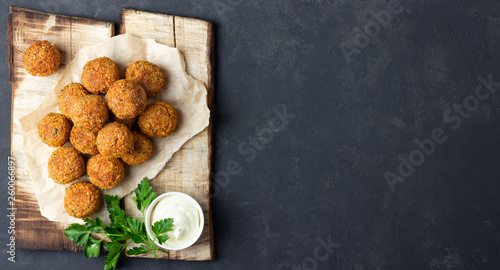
xmin=64 ymin=178 xmax=174 ymax=270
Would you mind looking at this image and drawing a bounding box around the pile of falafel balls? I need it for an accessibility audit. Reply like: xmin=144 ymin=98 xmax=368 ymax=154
xmin=29 ymin=40 xmax=178 ymax=219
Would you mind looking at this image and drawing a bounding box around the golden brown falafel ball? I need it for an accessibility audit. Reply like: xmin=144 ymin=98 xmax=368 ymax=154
xmin=96 ymin=122 xmax=134 ymax=158
xmin=48 ymin=146 xmax=85 ymax=184
xmin=125 ymin=61 xmax=165 ymax=98
xmin=22 ymin=40 xmax=60 ymax=76
xmin=105 ymin=79 xmax=147 ymax=119
xmin=58 ymin=83 xmax=89 ymax=119
xmin=121 ymin=132 xmax=153 ymax=166
xmin=71 ymin=95 xmax=109 ymax=132
xmin=64 ymin=182 xmax=101 ymax=219
xmin=70 ymin=127 xmax=99 ymax=155
xmin=87 ymin=154 xmax=124 ymax=189
xmin=110 ymin=112 xmax=136 ymax=130
xmin=38 ymin=113 xmax=72 ymax=147
xmin=138 ymin=102 xmax=177 ymax=138
xmin=81 ymin=57 xmax=120 ymax=94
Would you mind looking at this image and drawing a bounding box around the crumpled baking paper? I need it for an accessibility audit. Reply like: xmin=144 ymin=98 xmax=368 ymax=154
xmin=19 ymin=34 xmax=210 ymax=224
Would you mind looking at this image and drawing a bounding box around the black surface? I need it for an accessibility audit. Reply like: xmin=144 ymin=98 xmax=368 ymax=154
xmin=2 ymin=0 xmax=500 ymax=269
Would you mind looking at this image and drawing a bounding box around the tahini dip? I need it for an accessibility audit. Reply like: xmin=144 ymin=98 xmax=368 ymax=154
xmin=150 ymin=193 xmax=201 ymax=246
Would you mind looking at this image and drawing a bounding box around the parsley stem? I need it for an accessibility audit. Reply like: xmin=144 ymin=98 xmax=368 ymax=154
xmin=96 ymin=232 xmax=123 ymax=237
xmin=150 ymin=237 xmax=159 ymax=259
xmin=151 ymin=245 xmax=158 ymax=259
xmin=140 ymin=209 xmax=158 ymax=259
xmin=143 ymin=237 xmax=158 ymax=259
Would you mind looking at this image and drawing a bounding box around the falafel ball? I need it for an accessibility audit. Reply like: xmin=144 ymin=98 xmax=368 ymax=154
xmin=96 ymin=122 xmax=134 ymax=158
xmin=71 ymin=95 xmax=109 ymax=132
xmin=48 ymin=146 xmax=85 ymax=184
xmin=105 ymin=79 xmax=147 ymax=119
xmin=138 ymin=101 xmax=177 ymax=138
xmin=110 ymin=112 xmax=136 ymax=130
xmin=58 ymin=83 xmax=89 ymax=119
xmin=87 ymin=154 xmax=124 ymax=189
xmin=64 ymin=182 xmax=101 ymax=219
xmin=38 ymin=113 xmax=72 ymax=147
xmin=70 ymin=127 xmax=99 ymax=155
xmin=22 ymin=40 xmax=60 ymax=76
xmin=121 ymin=132 xmax=153 ymax=166
xmin=81 ymin=57 xmax=120 ymax=94
xmin=125 ymin=61 xmax=165 ymax=98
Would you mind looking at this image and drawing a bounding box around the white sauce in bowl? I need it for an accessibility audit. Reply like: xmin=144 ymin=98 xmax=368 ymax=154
xmin=150 ymin=193 xmax=201 ymax=246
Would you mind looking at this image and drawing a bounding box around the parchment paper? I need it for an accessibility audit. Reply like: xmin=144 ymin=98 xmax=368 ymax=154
xmin=19 ymin=34 xmax=210 ymax=224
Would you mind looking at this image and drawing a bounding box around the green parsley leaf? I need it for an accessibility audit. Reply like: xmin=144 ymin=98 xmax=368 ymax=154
xmin=152 ymin=218 xmax=174 ymax=235
xmin=125 ymin=216 xmax=145 ymax=244
xmin=85 ymin=217 xmax=104 ymax=233
xmin=103 ymin=227 xmax=128 ymax=242
xmin=133 ymin=178 xmax=157 ymax=211
xmin=104 ymin=241 xmax=125 ymax=270
xmin=97 ymin=217 xmax=104 ymax=227
xmin=83 ymin=237 xmax=101 ymax=258
xmin=103 ymin=242 xmax=114 ymax=251
xmin=127 ymin=233 xmax=144 ymax=244
xmin=152 ymin=218 xmax=174 ymax=244
xmin=75 ymin=233 xmax=90 ymax=247
xmin=125 ymin=216 xmax=143 ymax=234
xmin=126 ymin=245 xmax=149 ymax=256
xmin=157 ymin=234 xmax=169 ymax=245
xmin=63 ymin=223 xmax=90 ymax=242
xmin=105 ymin=195 xmax=126 ymax=225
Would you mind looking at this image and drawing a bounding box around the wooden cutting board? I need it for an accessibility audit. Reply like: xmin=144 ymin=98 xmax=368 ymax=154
xmin=9 ymin=6 xmax=214 ymax=261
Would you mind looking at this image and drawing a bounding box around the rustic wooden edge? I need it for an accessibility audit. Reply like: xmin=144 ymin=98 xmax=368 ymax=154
xmin=118 ymin=8 xmax=128 ymax=38
xmin=8 ymin=11 xmax=13 ymax=141
xmin=10 ymin=6 xmax=116 ymax=25
xmin=206 ymin=21 xmax=216 ymax=260
xmin=9 ymin=6 xmax=114 ymax=251
xmin=8 ymin=12 xmax=13 ymax=84
xmin=119 ymin=8 xmax=216 ymax=260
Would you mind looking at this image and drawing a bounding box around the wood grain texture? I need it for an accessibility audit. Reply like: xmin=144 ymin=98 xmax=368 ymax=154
xmin=9 ymin=6 xmax=214 ymax=261
xmin=119 ymin=8 xmax=215 ymax=261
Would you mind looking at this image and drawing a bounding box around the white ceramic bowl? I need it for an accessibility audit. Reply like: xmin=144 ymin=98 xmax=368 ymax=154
xmin=145 ymin=192 xmax=204 ymax=251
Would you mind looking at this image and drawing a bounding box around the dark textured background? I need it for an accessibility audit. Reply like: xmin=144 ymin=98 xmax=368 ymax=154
xmin=2 ymin=0 xmax=500 ymax=269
